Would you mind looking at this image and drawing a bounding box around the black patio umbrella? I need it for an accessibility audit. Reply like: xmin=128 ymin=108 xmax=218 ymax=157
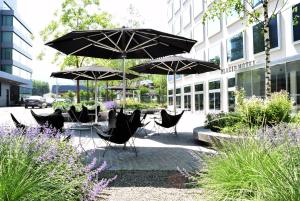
xmin=50 ymin=65 xmax=138 ymax=122
xmin=130 ymin=55 xmax=220 ymax=113
xmin=45 ymin=28 xmax=197 ymax=106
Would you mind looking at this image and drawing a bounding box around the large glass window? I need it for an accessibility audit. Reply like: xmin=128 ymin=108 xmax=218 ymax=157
xmin=226 ymin=10 xmax=240 ymax=25
xmin=208 ymin=43 xmax=221 ymax=66
xmin=168 ymin=97 xmax=173 ymax=106
xmin=253 ymin=15 xmax=278 ymax=54
xmin=2 ymin=32 xmax=12 ymax=43
xmin=194 ymin=0 xmax=203 ymax=17
xmin=253 ymin=0 xmax=262 ymax=7
xmin=1 ymin=48 xmax=12 ymax=60
xmin=228 ymin=77 xmax=235 ymax=88
xmin=2 ymin=15 xmax=13 ymax=26
xmin=209 ymin=92 xmax=220 ymax=110
xmin=292 ymin=3 xmax=300 ymax=42
xmin=237 ymin=68 xmax=265 ymax=97
xmin=1 ymin=65 xmax=12 ymax=74
xmin=13 ymin=33 xmax=31 ymax=53
xmin=207 ymin=18 xmax=221 ymax=37
xmin=209 ymin=80 xmax=220 ymax=90
xmin=184 ymin=86 xmax=191 ymax=110
xmin=13 ymin=17 xmax=31 ymax=40
xmin=227 ymin=32 xmax=244 ymax=62
xmin=271 ymin=64 xmax=287 ymax=92
xmin=195 ymin=83 xmax=204 ymax=111
xmin=228 ymin=91 xmax=235 ymax=112
xmin=176 ymin=96 xmax=181 ymax=108
xmin=0 ymin=65 xmax=31 ymax=80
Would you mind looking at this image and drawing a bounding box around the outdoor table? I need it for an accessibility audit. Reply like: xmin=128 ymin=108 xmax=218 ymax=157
xmin=69 ymin=124 xmax=94 ymax=152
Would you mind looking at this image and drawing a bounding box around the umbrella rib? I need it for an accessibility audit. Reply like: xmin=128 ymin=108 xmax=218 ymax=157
xmin=116 ymin=31 xmax=123 ymax=47
xmin=161 ymin=62 xmax=174 ymax=72
xmin=135 ymin=32 xmax=170 ymax=47
xmin=127 ymin=36 xmax=160 ymax=52
xmin=85 ymin=38 xmax=120 ymax=52
xmin=72 ymin=72 xmax=94 ymax=80
xmin=69 ymin=44 xmax=93 ymax=55
xmin=129 ymin=36 xmax=154 ymax=58
xmin=125 ymin=32 xmax=135 ymax=51
xmin=102 ymin=32 xmax=123 ymax=52
xmin=127 ymin=43 xmax=158 ymax=53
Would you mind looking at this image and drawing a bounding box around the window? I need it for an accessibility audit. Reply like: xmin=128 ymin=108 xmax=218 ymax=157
xmin=183 ymin=6 xmax=191 ymax=27
xmin=209 ymin=80 xmax=221 ymax=110
xmin=253 ymin=15 xmax=278 ymax=54
xmin=207 ymin=18 xmax=221 ymax=37
xmin=2 ymin=2 xmax=11 ymax=10
xmin=209 ymin=80 xmax=220 ymax=90
xmin=1 ymin=48 xmax=12 ymax=60
xmin=228 ymin=77 xmax=235 ymax=88
xmin=168 ymin=97 xmax=173 ymax=106
xmin=228 ymin=91 xmax=235 ymax=111
xmin=195 ymin=83 xmax=204 ymax=111
xmin=208 ymin=43 xmax=221 ymax=66
xmin=2 ymin=15 xmax=13 ymax=26
xmin=193 ymin=0 xmax=203 ymax=17
xmin=227 ymin=32 xmax=244 ymax=62
xmin=176 ymin=88 xmax=181 ymax=94
xmin=184 ymin=86 xmax=191 ymax=93
xmin=168 ymin=89 xmax=173 ymax=95
xmin=195 ymin=83 xmax=203 ymax=91
xmin=228 ymin=77 xmax=235 ymax=112
xmin=237 ymin=68 xmax=265 ymax=97
xmin=292 ymin=3 xmax=300 ymax=42
xmin=2 ymin=32 xmax=12 ymax=43
xmin=271 ymin=64 xmax=287 ymax=92
xmin=193 ymin=23 xmax=204 ymax=43
xmin=1 ymin=65 xmax=12 ymax=74
xmin=209 ymin=92 xmax=220 ymax=110
xmin=176 ymin=88 xmax=181 ymax=108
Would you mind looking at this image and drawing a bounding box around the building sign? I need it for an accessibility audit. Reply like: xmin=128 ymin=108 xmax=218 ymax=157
xmin=221 ymin=60 xmax=256 ymax=74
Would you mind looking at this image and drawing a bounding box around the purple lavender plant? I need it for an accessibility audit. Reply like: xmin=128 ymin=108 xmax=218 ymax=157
xmin=103 ymin=101 xmax=118 ymax=110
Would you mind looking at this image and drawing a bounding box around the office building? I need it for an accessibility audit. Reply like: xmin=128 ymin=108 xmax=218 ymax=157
xmin=166 ymin=0 xmax=300 ymax=114
xmin=0 ymin=0 xmax=32 ymax=106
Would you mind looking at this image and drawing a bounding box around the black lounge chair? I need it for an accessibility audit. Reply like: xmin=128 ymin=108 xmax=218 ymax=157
xmin=10 ymin=113 xmax=27 ymax=131
xmin=93 ymin=109 xmax=141 ymax=156
xmin=31 ymin=109 xmax=64 ymax=131
xmin=155 ymin=110 xmax=184 ymax=134
xmin=68 ymin=105 xmax=91 ymax=123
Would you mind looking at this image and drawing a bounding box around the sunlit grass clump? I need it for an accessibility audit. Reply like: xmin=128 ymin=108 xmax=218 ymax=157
xmin=0 ymin=126 xmax=115 ymax=201
xmin=197 ymin=123 xmax=300 ymax=201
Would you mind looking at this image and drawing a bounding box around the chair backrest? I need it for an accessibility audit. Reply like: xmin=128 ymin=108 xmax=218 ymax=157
xmin=108 ymin=109 xmax=117 ymax=129
xmin=31 ymin=109 xmax=64 ymax=131
xmin=108 ymin=110 xmax=132 ymax=144
xmin=10 ymin=113 xmax=26 ymax=130
xmin=68 ymin=106 xmax=78 ymax=122
xmin=159 ymin=109 xmax=184 ymax=128
xmin=79 ymin=105 xmax=90 ymax=123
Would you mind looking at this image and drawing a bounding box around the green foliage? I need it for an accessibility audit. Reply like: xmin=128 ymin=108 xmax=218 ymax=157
xmin=32 ymin=80 xmax=49 ymax=96
xmin=196 ymin=124 xmax=300 ymax=201
xmin=235 ymin=90 xmax=292 ymax=128
xmin=124 ymin=99 xmax=166 ymax=110
xmin=265 ymin=91 xmax=292 ymax=125
xmin=53 ymin=100 xmax=105 ymax=113
xmin=205 ymin=112 xmax=242 ymax=132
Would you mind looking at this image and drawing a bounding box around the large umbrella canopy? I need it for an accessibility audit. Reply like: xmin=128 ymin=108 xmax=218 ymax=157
xmin=130 ymin=55 xmax=220 ymax=113
xmin=51 ymin=65 xmax=138 ymax=122
xmin=45 ymin=28 xmax=197 ymax=106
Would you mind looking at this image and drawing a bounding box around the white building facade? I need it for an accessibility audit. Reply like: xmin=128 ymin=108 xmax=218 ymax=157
xmin=166 ymin=0 xmax=300 ymax=114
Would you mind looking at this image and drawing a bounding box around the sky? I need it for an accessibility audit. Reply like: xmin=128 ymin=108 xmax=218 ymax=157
xmin=17 ymin=0 xmax=167 ymax=87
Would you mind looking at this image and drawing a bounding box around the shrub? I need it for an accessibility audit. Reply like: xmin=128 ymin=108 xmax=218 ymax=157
xmin=0 ymin=126 xmax=115 ymax=200
xmin=204 ymin=112 xmax=241 ymax=133
xmin=265 ymin=91 xmax=292 ymax=125
xmin=195 ymin=123 xmax=300 ymax=201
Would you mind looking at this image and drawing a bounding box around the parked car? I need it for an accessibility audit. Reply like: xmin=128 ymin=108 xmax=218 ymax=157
xmin=25 ymin=96 xmax=47 ymax=108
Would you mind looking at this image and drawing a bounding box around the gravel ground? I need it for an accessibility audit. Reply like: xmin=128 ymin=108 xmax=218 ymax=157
xmin=97 ymin=170 xmax=204 ymax=201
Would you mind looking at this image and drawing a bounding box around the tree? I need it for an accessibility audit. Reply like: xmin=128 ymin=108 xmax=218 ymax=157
xmin=39 ymin=0 xmax=114 ymax=103
xmin=32 ymin=80 xmax=49 ymax=96
xmin=152 ymin=75 xmax=167 ymax=103
xmin=203 ymin=0 xmax=289 ymax=97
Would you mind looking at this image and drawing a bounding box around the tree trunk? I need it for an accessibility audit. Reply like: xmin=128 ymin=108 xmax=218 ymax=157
xmin=263 ymin=0 xmax=271 ymax=97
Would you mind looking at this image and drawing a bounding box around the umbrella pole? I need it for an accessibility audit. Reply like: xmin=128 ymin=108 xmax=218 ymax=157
xmin=122 ymin=56 xmax=126 ymax=109
xmin=173 ymin=73 xmax=176 ymax=115
xmin=95 ymin=79 xmax=98 ymax=123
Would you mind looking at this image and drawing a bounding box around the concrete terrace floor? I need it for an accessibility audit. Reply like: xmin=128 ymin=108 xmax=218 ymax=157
xmin=2 ymin=107 xmax=214 ymax=172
